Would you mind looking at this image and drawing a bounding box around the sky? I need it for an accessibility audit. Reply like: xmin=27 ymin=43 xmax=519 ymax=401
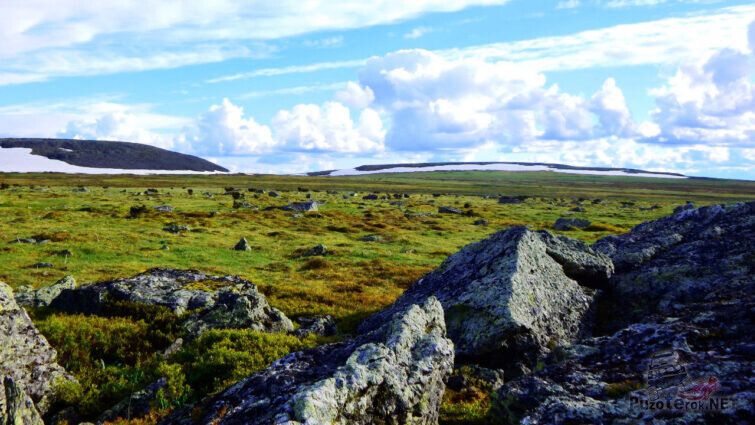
xmin=0 ymin=0 xmax=753 ymax=179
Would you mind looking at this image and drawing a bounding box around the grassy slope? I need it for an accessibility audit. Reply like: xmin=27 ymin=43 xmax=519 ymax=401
xmin=1 ymin=171 xmax=752 ymax=423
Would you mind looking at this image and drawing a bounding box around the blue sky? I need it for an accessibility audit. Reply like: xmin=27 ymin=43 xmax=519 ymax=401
xmin=1 ymin=0 xmax=753 ymax=178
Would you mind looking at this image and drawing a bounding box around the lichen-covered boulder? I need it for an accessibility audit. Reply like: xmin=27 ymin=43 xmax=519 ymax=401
xmin=493 ymin=203 xmax=755 ymax=424
xmin=359 ymin=226 xmax=611 ymax=375
xmin=1 ymin=377 xmax=44 ymax=425
xmin=0 ymin=282 xmax=74 ymax=415
xmin=183 ymin=283 xmax=293 ymax=338
xmin=159 ymin=297 xmax=454 ymax=425
xmin=50 ymin=268 xmax=293 ymax=337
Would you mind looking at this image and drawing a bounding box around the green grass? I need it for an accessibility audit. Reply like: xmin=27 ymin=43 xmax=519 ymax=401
xmin=2 ymin=171 xmax=752 ymax=423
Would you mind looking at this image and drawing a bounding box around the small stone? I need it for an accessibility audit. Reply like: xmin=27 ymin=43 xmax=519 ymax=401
xmin=152 ymin=205 xmax=174 ymax=212
xmin=29 ymin=263 xmax=54 ymax=269
xmin=53 ymin=249 xmax=73 ymax=257
xmin=438 ymin=206 xmax=462 ymax=214
xmin=359 ymin=235 xmax=383 ymax=242
xmin=268 ymin=191 xmax=280 ymax=198
xmin=474 ymin=219 xmax=488 ymax=226
xmin=362 ymin=194 xmax=378 ymax=200
xmin=234 ymin=238 xmax=251 ymax=251
xmin=302 ymin=244 xmax=327 ymax=257
xmin=163 ymin=224 xmax=190 ymax=233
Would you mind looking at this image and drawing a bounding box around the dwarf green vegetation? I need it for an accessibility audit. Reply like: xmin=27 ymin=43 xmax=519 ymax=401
xmin=1 ymin=171 xmax=753 ymax=423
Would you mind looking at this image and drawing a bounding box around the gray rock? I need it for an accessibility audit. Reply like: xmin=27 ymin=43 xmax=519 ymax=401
xmin=552 ymin=218 xmax=591 ymax=231
xmin=233 ymin=237 xmax=251 ymax=251
xmin=438 ymin=206 xmax=462 ymax=214
xmin=362 ymin=194 xmax=378 ymax=200
xmin=473 ymin=219 xmax=488 ymax=226
xmin=152 ymin=205 xmax=174 ymax=212
xmin=570 ymin=206 xmax=586 ymax=212
xmin=291 ymin=315 xmax=337 ymax=337
xmin=359 ymin=226 xmax=601 ymax=375
xmin=536 ymin=232 xmax=613 ymax=288
xmin=302 ymin=244 xmax=327 ymax=257
xmin=268 ymin=191 xmax=280 ymax=198
xmin=0 ymin=282 xmax=74 ymax=415
xmin=281 ymin=201 xmax=318 ymax=212
xmin=1 ymin=377 xmax=44 ymax=425
xmin=14 ymin=276 xmax=76 ymax=308
xmin=358 ymin=235 xmax=383 ymax=242
xmin=28 ymin=263 xmax=53 ymax=269
xmin=163 ymin=224 xmax=190 ymax=233
xmin=50 ymin=268 xmax=293 ymax=338
xmin=389 ymin=201 xmax=405 ymax=206
xmin=159 ymin=297 xmax=453 ymax=425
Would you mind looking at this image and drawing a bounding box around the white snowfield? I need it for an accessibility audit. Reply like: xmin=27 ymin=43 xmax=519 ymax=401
xmin=0 ymin=147 xmax=225 ymax=175
xmin=327 ymin=163 xmax=687 ymax=179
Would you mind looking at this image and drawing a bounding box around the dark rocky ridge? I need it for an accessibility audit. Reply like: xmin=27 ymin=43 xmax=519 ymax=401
xmin=0 ymin=138 xmax=228 ymax=172
xmin=308 ymin=161 xmax=686 ymax=177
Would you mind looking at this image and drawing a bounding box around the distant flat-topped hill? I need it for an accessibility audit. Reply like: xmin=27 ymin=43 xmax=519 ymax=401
xmin=0 ymin=138 xmax=228 ymax=173
xmin=309 ymin=161 xmax=687 ymax=179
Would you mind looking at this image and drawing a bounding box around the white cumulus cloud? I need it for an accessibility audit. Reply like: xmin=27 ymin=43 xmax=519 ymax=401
xmin=272 ymin=102 xmax=384 ymax=153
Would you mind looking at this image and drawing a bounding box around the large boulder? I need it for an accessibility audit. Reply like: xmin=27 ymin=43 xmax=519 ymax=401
xmin=159 ymin=297 xmax=454 ymax=425
xmin=0 ymin=282 xmax=74 ymax=415
xmin=50 ymin=268 xmax=293 ymax=337
xmin=359 ymin=226 xmax=612 ymax=375
xmin=493 ymin=203 xmax=755 ymax=424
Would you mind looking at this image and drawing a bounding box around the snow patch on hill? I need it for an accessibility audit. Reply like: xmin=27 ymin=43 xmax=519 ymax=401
xmin=327 ymin=163 xmax=687 ymax=178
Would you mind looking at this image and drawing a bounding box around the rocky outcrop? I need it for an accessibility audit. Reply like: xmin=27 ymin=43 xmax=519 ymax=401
xmin=359 ymin=226 xmax=612 ymax=375
xmin=592 ymin=201 xmax=754 ymax=321
xmin=14 ymin=276 xmax=76 ymax=308
xmin=1 ymin=377 xmax=44 ymax=425
xmin=493 ymin=202 xmax=755 ymax=423
xmin=50 ymin=268 xmax=293 ymax=337
xmin=159 ymin=297 xmax=454 ymax=425
xmin=0 ymin=282 xmax=74 ymax=415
